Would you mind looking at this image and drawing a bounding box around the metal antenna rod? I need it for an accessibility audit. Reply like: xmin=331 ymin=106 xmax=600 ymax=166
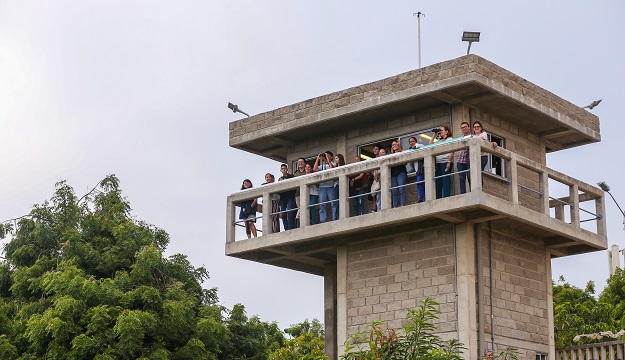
xmin=413 ymin=12 xmax=425 ymax=69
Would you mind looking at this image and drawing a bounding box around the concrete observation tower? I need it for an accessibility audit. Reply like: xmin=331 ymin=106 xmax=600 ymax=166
xmin=226 ymin=55 xmax=607 ymax=360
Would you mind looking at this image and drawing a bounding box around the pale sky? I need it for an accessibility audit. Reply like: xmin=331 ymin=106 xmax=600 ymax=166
xmin=1 ymin=1 xmax=623 ymax=330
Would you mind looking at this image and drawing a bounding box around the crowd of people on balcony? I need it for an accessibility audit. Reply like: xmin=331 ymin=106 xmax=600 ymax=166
xmin=238 ymin=122 xmax=498 ymax=236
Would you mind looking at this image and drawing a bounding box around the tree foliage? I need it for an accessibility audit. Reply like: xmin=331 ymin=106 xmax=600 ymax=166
xmin=0 ymin=175 xmax=296 ymax=359
xmin=552 ymin=274 xmax=622 ymax=348
xmin=270 ymin=318 xmax=327 ymax=360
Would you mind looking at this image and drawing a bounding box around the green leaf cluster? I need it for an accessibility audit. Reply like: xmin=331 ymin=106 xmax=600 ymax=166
xmin=0 ymin=175 xmax=291 ymax=359
xmin=269 ymin=318 xmax=328 ymax=360
xmin=341 ymin=298 xmax=465 ymax=360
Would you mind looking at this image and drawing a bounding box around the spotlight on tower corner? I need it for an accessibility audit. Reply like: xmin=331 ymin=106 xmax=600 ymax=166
xmin=462 ymin=31 xmax=480 ymax=55
xmin=227 ymin=102 xmax=250 ymax=117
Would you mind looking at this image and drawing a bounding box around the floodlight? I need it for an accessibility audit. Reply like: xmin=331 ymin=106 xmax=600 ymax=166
xmin=227 ymin=102 xmax=250 ymax=117
xmin=462 ymin=31 xmax=481 ymax=55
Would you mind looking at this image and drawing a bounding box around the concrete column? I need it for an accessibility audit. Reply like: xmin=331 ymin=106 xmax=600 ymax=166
xmin=300 ymin=184 xmax=310 ymax=227
xmin=337 ymin=246 xmax=348 ymax=355
xmin=262 ymin=192 xmax=271 ymax=235
xmin=596 ymin=195 xmax=607 ymax=237
xmin=540 ymin=171 xmax=550 ymax=215
xmin=608 ymin=245 xmax=620 ymax=276
xmin=324 ymin=262 xmax=338 ymax=360
xmin=546 ymin=249 xmax=555 ymax=360
xmin=508 ymin=155 xmax=519 ymax=205
xmin=380 ymin=162 xmax=392 ymax=210
xmin=339 ymin=175 xmax=349 ymax=220
xmin=569 ymin=184 xmax=580 ymax=229
xmin=469 ymin=140 xmax=482 ymax=192
xmin=226 ymin=196 xmax=236 ymax=243
xmin=456 ymin=223 xmax=479 ymax=360
xmin=424 ymin=154 xmax=436 ymax=201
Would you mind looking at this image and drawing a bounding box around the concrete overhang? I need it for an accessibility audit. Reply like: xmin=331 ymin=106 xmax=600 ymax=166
xmin=226 ymin=191 xmax=606 ymax=276
xmin=229 ymin=55 xmax=600 ymax=162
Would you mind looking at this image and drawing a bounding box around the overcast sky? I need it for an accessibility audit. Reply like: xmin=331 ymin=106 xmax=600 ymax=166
xmin=1 ymin=1 xmax=623 ymax=330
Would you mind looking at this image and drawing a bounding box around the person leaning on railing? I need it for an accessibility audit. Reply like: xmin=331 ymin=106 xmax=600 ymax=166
xmin=349 ymin=156 xmax=367 ymax=216
xmin=304 ymin=163 xmax=319 ymax=224
xmin=239 ymin=179 xmax=258 ymax=239
xmin=261 ymin=173 xmax=280 ymax=233
xmin=390 ymin=140 xmax=407 ymax=207
xmin=430 ymin=125 xmax=455 ymax=199
xmin=407 ymin=136 xmax=425 ymax=202
xmin=314 ymin=151 xmax=337 ymax=223
xmin=457 ymin=121 xmax=473 ymax=194
xmin=472 ymin=121 xmax=498 ymax=171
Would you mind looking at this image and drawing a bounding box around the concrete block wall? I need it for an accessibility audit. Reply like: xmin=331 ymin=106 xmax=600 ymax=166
xmin=229 ymin=55 xmax=599 ymax=143
xmin=479 ymin=224 xmax=550 ymax=358
xmin=345 ymin=225 xmax=458 ymax=338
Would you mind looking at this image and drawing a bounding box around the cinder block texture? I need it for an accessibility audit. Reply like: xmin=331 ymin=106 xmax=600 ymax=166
xmin=345 ymin=225 xmax=458 ymax=337
xmin=479 ymin=224 xmax=550 ymax=358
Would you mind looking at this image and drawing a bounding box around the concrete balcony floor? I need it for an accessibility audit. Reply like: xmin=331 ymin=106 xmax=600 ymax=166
xmin=225 ymin=138 xmax=607 ymax=276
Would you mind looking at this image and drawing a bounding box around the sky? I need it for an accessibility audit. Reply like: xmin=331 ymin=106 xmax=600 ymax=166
xmin=1 ymin=1 xmax=623 ymax=330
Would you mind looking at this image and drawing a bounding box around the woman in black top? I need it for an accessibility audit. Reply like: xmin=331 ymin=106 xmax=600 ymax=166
xmin=239 ymin=179 xmax=258 ymax=238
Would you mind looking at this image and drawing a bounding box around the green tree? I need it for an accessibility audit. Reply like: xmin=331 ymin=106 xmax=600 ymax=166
xmin=552 ymin=276 xmax=616 ymax=348
xmin=0 ymin=175 xmax=232 ymax=359
xmin=270 ymin=318 xmax=328 ymax=360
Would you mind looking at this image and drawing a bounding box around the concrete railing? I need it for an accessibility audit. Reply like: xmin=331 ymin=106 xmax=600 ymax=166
xmin=226 ymin=137 xmax=606 ymax=243
xmin=556 ymin=341 xmax=625 ymax=360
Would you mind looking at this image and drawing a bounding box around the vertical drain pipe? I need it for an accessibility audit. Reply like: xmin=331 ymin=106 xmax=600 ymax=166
xmin=453 ymin=223 xmax=459 ymax=340
xmin=476 ymin=223 xmax=485 ymax=355
xmin=489 ymin=221 xmax=495 ymax=351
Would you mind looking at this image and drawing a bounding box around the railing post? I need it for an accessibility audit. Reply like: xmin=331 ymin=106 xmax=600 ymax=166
xmin=570 ymin=183 xmax=580 ymax=229
xmin=380 ymin=162 xmax=392 ymax=210
xmin=596 ymin=194 xmax=607 ymax=237
xmin=226 ymin=196 xmax=236 ymax=243
xmin=424 ymin=154 xmax=436 ymax=201
xmin=508 ymin=154 xmax=519 ymax=205
xmin=338 ymin=175 xmax=348 ymax=220
xmin=262 ymin=192 xmax=271 ymax=235
xmin=469 ymin=140 xmax=482 ymax=193
xmin=540 ymin=171 xmax=550 ymax=216
xmin=299 ymin=184 xmax=310 ymax=227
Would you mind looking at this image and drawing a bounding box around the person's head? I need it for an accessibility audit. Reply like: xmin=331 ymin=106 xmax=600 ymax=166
xmin=264 ymin=173 xmax=274 ymax=183
xmin=373 ymin=145 xmax=380 ymax=157
xmin=297 ymin=157 xmax=306 ymax=169
xmin=305 ymin=163 xmax=313 ymax=174
xmin=334 ymin=154 xmax=345 ymax=166
xmin=354 ymin=155 xmax=361 ymax=162
xmin=324 ymin=150 xmax=334 ymax=160
xmin=473 ymin=121 xmax=484 ymax=134
xmin=461 ymin=121 xmax=471 ymax=136
xmin=409 ymin=136 xmax=417 ymax=148
xmin=379 ymin=148 xmax=387 ymax=156
xmin=391 ymin=141 xmax=400 ymax=153
xmin=241 ymin=179 xmax=253 ymax=190
xmin=439 ymin=125 xmax=452 ymax=139
xmin=280 ymin=163 xmax=288 ymax=174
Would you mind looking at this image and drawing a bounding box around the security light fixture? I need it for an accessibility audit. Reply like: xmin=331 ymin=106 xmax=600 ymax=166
xmin=227 ymin=102 xmax=250 ymax=117
xmin=583 ymin=99 xmax=602 ymax=110
xmin=598 ymin=181 xmax=610 ymax=192
xmin=462 ymin=31 xmax=480 ymax=55
xmin=598 ymin=181 xmax=625 ymax=217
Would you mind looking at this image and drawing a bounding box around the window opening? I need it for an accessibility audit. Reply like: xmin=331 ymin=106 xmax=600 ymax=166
xmin=485 ymin=133 xmax=505 ymax=176
xmin=358 ymin=127 xmax=435 ymax=160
